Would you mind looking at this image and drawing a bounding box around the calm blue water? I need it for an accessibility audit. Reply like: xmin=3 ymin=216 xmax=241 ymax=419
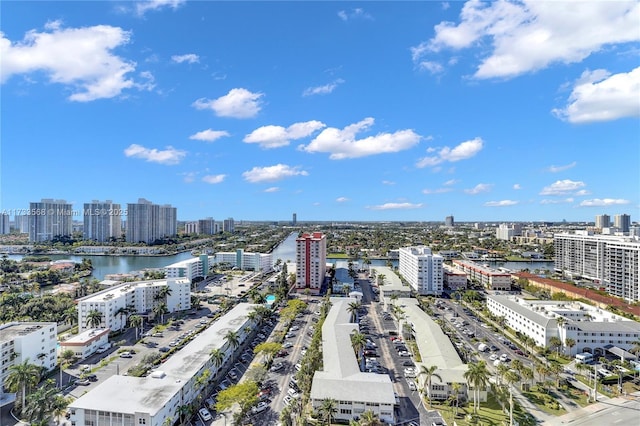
xmin=6 ymin=231 xmax=555 ymax=281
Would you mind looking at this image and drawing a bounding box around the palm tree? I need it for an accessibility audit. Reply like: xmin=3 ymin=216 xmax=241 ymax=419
xmin=177 ymin=404 xmax=193 ymax=426
xmin=549 ymin=336 xmax=563 ymax=358
xmin=155 ymin=286 xmax=173 ymax=305
xmin=347 ymin=301 xmax=361 ymax=323
xmin=358 ymin=410 xmax=382 ymax=426
xmin=153 ymin=303 xmax=169 ymax=324
xmin=450 ymin=382 xmax=462 ymax=416
xmin=115 ymin=306 xmax=129 ymax=330
xmin=503 ymin=370 xmax=521 ymax=426
xmin=419 ymin=365 xmax=442 ymax=408
xmin=350 ymin=332 xmax=367 ymax=362
xmin=58 ymin=349 xmax=75 ymax=389
xmin=224 ymin=330 xmax=240 ymax=363
xmin=85 ymin=309 xmax=103 ymax=329
xmin=319 ymin=398 xmax=337 ymax=426
xmin=24 ymin=379 xmax=67 ymax=425
xmin=564 ymin=337 xmax=576 ymax=356
xmin=4 ymin=359 xmax=41 ymax=416
xmin=463 ymin=360 xmax=490 ymax=414
xmin=129 ymin=315 xmax=144 ymax=340
xmin=210 ymin=348 xmax=225 ymax=378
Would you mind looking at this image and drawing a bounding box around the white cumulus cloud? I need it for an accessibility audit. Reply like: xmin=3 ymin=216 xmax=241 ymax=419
xmin=338 ymin=8 xmax=373 ymax=21
xmin=244 ymin=121 xmax=326 ymax=149
xmin=124 ymin=144 xmax=186 ymax=165
xmin=264 ymin=187 xmax=280 ymax=193
xmin=540 ymin=198 xmax=574 ymax=205
xmin=193 ymin=88 xmax=263 ymax=119
xmin=171 ymin=53 xmax=199 ymax=64
xmin=299 ymin=117 xmax=421 ymax=159
xmin=417 ymin=137 xmax=483 ymax=168
xmin=0 ymin=22 xmax=138 ymax=101
xmin=484 ymin=200 xmax=519 ymax=207
xmin=336 ymin=197 xmax=350 ymax=203
xmin=553 ymin=67 xmax=640 ymax=123
xmin=540 ymin=179 xmax=586 ymax=195
xmin=412 ymin=1 xmax=640 ymax=79
xmin=579 ymin=198 xmax=630 ymax=207
xmin=189 ymin=129 xmax=230 ymax=142
xmin=303 ymin=79 xmax=345 ymax=96
xmin=513 ymin=184 xmax=522 ymax=190
xmin=464 ymin=183 xmax=493 ymax=195
xmin=242 ymin=164 xmax=309 ymax=183
xmin=367 ymin=202 xmax=424 ymax=210
xmin=202 ymin=174 xmax=226 ymax=184
xmin=422 ymin=188 xmax=453 ymax=195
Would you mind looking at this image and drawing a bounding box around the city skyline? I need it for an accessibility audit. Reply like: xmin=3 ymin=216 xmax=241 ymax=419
xmin=2 ymin=1 xmax=639 ymax=222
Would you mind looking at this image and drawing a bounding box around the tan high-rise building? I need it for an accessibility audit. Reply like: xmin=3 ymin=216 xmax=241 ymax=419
xmin=28 ymin=199 xmax=73 ymax=242
xmin=83 ymin=200 xmax=122 ymax=242
xmin=295 ymin=232 xmax=327 ymax=295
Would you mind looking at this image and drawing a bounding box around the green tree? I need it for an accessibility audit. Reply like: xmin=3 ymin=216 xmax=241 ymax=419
xmin=58 ymin=349 xmax=75 ymax=388
xmin=253 ymin=341 xmax=283 ymax=364
xmin=23 ymin=379 xmax=68 ymax=425
xmin=463 ymin=360 xmax=490 ymax=413
xmin=215 ymin=381 xmax=259 ymax=420
xmin=4 ymin=359 xmax=41 ymax=416
xmin=129 ymin=314 xmax=144 ymax=340
xmin=350 ymin=332 xmax=367 ymax=362
xmin=153 ymin=303 xmax=169 ymax=324
xmin=210 ymin=348 xmax=225 ymax=378
xmin=319 ymin=398 xmax=337 ymax=426
xmin=419 ymin=365 xmax=442 ymax=408
xmin=358 ymin=410 xmax=382 ymax=426
xmin=347 ymin=301 xmax=361 ymax=323
xmin=85 ymin=309 xmax=103 ymax=328
xmin=224 ymin=330 xmax=240 ymax=363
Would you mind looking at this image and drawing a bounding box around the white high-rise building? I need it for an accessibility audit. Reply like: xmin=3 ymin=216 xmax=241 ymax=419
xmin=77 ymin=279 xmax=190 ymax=332
xmin=28 ymin=199 xmax=74 ymax=242
xmin=295 ymin=232 xmax=327 ymax=295
xmin=0 ymin=322 xmax=58 ymax=402
xmin=14 ymin=214 xmax=29 ymax=233
xmin=398 ymin=246 xmax=444 ymax=295
xmin=126 ymin=199 xmax=177 ymax=244
xmin=554 ymin=231 xmax=640 ymax=302
xmin=83 ymin=200 xmax=122 ymax=242
xmin=496 ymin=223 xmax=522 ymax=241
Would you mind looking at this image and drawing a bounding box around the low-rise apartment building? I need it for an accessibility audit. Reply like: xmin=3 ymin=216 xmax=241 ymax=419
xmin=310 ymin=298 xmax=396 ymax=424
xmin=443 ymin=264 xmax=468 ymax=290
xmin=164 ymin=255 xmax=209 ymax=282
xmin=399 ymin=299 xmax=472 ymax=403
xmin=486 ymin=295 xmax=640 ymax=356
xmin=59 ymin=328 xmax=110 ymax=360
xmin=0 ymin=322 xmax=57 ymax=406
xmin=212 ymin=249 xmax=272 ymax=273
xmin=77 ymin=278 xmax=191 ymax=333
xmin=68 ymin=303 xmax=257 ymax=426
xmin=452 ymin=260 xmax=511 ymax=291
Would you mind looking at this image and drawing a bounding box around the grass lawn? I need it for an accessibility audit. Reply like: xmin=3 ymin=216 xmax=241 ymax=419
xmin=327 ymin=253 xmax=349 ymax=258
xmin=522 ymin=386 xmax=567 ymax=416
xmin=431 ymin=393 xmax=536 ymax=426
xmin=557 ymin=383 xmax=591 ymax=407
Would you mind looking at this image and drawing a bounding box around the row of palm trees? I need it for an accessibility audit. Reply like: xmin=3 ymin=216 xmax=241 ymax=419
xmin=4 ymin=359 xmax=69 ymax=425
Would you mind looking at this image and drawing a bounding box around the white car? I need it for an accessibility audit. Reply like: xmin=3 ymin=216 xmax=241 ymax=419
xmin=407 ymin=379 xmax=417 ymax=391
xmin=198 ymin=408 xmax=213 ymax=422
xmin=489 ymin=354 xmax=498 ymax=361
xmin=270 ymin=362 xmax=284 ymax=372
xmin=283 ymin=395 xmax=294 ymax=406
xmin=251 ymin=401 xmax=269 ymax=414
xmin=287 ymin=387 xmax=300 ymax=398
xmin=283 ymin=342 xmax=293 ymax=349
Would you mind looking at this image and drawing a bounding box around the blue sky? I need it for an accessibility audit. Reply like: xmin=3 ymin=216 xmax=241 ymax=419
xmin=1 ymin=0 xmax=639 ymax=223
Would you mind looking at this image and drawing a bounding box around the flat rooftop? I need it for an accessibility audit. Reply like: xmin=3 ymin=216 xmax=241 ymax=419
xmin=311 ymin=298 xmax=395 ymax=405
xmin=70 ymin=303 xmax=256 ymax=415
xmin=0 ymin=322 xmax=55 ymax=342
xmin=77 ymin=278 xmax=190 ymax=303
xmin=63 ymin=328 xmax=109 ymax=344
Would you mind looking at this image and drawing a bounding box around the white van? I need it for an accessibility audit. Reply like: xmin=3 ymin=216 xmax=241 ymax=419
xmin=575 ymin=352 xmax=594 ymax=364
xmin=198 ymin=408 xmax=212 ymax=422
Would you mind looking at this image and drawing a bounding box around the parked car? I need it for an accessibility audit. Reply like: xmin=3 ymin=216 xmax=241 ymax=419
xmin=87 ymin=374 xmax=98 ymax=382
xmin=198 ymin=408 xmax=213 ymax=422
xmin=251 ymin=401 xmax=269 ymax=414
xmin=159 ymin=347 xmax=170 ymax=353
xmin=75 ymin=378 xmax=90 ymax=386
xmin=270 ymin=362 xmax=284 ymax=372
xmin=119 ymin=352 xmax=133 ymax=358
xmin=407 ymin=379 xmax=417 ymax=391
